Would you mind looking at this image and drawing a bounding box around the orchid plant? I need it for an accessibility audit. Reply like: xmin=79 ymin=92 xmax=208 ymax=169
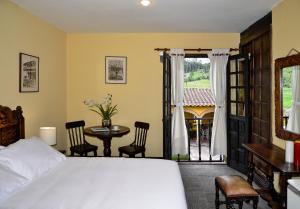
xmin=84 ymin=94 xmax=118 ymax=120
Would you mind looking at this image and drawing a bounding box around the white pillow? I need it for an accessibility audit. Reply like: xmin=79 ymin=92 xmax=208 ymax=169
xmin=0 ymin=165 xmax=29 ymax=203
xmin=0 ymin=146 xmax=5 ymax=150
xmin=0 ymin=137 xmax=66 ymax=180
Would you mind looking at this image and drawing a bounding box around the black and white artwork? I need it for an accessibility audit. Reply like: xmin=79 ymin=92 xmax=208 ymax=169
xmin=19 ymin=53 xmax=39 ymax=92
xmin=105 ymin=56 xmax=127 ymax=84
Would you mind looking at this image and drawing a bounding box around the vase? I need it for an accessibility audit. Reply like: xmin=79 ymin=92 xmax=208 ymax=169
xmin=102 ymin=119 xmax=111 ymax=128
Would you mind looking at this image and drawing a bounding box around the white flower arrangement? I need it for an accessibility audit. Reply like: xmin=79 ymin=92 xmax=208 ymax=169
xmin=84 ymin=94 xmax=118 ymax=120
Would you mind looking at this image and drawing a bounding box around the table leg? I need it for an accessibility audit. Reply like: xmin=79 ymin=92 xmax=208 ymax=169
xmin=279 ymin=173 xmax=292 ymax=209
xmin=102 ymin=138 xmax=112 ymax=157
xmin=266 ymin=170 xmax=278 ymax=203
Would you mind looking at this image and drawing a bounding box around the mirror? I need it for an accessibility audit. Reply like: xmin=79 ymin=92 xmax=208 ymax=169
xmin=275 ymin=53 xmax=300 ymax=140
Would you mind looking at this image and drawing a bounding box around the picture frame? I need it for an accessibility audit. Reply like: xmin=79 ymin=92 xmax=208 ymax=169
xmin=19 ymin=53 xmax=39 ymax=92
xmin=105 ymin=56 xmax=127 ymax=84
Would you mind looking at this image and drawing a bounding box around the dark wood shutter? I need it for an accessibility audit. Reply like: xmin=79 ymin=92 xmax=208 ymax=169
xmin=227 ymin=54 xmax=250 ymax=174
xmin=240 ymin=12 xmax=272 ymax=144
xmin=240 ymin=12 xmax=273 ymax=188
xmin=162 ymin=52 xmax=172 ymax=159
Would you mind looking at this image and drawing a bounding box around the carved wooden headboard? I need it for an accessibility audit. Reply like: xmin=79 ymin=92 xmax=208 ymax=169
xmin=0 ymin=105 xmax=25 ymax=146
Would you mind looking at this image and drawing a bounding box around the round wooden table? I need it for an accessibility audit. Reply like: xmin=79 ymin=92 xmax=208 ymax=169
xmin=84 ymin=125 xmax=130 ymax=157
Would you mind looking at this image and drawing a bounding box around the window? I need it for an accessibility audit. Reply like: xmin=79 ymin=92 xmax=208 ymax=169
xmin=184 ymin=57 xmax=210 ymax=89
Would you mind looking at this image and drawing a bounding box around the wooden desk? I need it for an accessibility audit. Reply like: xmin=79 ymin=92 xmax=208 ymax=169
xmin=243 ymin=143 xmax=300 ymax=208
xmin=84 ymin=125 xmax=130 ymax=157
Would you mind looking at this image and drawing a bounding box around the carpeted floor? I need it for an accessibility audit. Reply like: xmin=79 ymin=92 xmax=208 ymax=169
xmin=179 ymin=163 xmax=270 ymax=209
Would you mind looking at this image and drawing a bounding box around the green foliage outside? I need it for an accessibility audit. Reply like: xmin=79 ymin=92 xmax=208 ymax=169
xmin=283 ymin=87 xmax=292 ymax=110
xmin=282 ymin=67 xmax=293 ymax=112
xmin=184 ymin=58 xmax=210 ymax=74
xmin=184 ymin=79 xmax=210 ymax=88
xmin=184 ymin=58 xmax=210 ymax=89
xmin=283 ymin=67 xmax=292 ymax=88
xmin=171 ymin=154 xmax=189 ymax=161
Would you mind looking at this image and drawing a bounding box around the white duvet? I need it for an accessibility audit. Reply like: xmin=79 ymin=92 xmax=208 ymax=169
xmin=0 ymin=157 xmax=187 ymax=209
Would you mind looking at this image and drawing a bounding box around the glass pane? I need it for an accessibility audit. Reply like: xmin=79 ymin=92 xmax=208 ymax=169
xmin=231 ymin=103 xmax=236 ymax=115
xmin=230 ymin=60 xmax=236 ymax=72
xmin=238 ymin=73 xmax=244 ymax=86
xmin=238 ymin=103 xmax=245 ymax=116
xmin=230 ymin=74 xmax=236 ymax=86
xmin=238 ymin=89 xmax=245 ymax=102
xmin=237 ymin=58 xmax=245 ymax=72
xmin=231 ymin=89 xmax=236 ymax=101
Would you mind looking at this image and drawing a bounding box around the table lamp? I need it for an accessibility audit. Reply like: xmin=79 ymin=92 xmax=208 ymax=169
xmin=39 ymin=127 xmax=57 ymax=146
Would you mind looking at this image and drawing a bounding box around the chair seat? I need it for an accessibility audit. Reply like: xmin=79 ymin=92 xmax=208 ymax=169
xmin=118 ymin=145 xmax=145 ymax=155
xmin=215 ymin=175 xmax=258 ymax=198
xmin=70 ymin=143 xmax=97 ymax=154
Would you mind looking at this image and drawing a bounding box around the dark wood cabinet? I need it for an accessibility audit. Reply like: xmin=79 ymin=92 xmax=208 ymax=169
xmin=243 ymin=143 xmax=300 ymax=208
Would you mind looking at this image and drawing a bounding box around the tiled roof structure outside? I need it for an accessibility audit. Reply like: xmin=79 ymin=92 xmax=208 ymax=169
xmin=183 ymin=88 xmax=215 ymax=107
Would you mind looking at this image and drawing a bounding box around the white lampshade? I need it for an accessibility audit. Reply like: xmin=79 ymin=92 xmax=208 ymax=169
xmin=40 ymin=127 xmax=56 ymax=145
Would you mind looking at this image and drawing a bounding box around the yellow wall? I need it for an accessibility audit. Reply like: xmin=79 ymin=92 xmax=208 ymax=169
xmin=0 ymin=0 xmax=67 ymax=149
xmin=272 ymin=0 xmax=300 ymax=148
xmin=67 ymin=33 xmax=239 ymax=157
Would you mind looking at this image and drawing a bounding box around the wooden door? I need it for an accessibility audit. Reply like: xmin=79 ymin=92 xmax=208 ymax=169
xmin=162 ymin=52 xmax=172 ymax=159
xmin=227 ymin=54 xmax=250 ymax=174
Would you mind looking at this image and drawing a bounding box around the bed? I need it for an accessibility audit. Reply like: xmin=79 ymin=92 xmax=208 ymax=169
xmin=0 ymin=106 xmax=187 ymax=209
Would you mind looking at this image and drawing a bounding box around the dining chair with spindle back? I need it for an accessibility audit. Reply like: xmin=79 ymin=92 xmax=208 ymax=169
xmin=118 ymin=121 xmax=150 ymax=158
xmin=65 ymin=120 xmax=98 ymax=157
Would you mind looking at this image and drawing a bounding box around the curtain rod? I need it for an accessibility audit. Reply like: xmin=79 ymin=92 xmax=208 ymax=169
xmin=154 ymin=48 xmax=239 ymax=52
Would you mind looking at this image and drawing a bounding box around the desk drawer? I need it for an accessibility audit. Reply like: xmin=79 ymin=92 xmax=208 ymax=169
xmin=253 ymin=155 xmax=273 ymax=176
xmin=253 ymin=156 xmax=273 ymax=188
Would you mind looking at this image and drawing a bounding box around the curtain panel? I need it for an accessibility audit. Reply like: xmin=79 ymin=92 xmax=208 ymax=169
xmin=208 ymin=49 xmax=229 ymax=156
xmin=170 ymin=48 xmax=188 ymax=156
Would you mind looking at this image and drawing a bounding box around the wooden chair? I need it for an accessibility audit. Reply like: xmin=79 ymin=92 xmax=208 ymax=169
xmin=65 ymin=120 xmax=98 ymax=157
xmin=118 ymin=121 xmax=150 ymax=158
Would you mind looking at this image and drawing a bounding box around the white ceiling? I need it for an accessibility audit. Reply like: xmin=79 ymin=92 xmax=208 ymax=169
xmin=11 ymin=0 xmax=281 ymax=33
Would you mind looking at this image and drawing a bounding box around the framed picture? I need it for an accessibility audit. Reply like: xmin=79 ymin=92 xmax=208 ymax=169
xmin=105 ymin=56 xmax=127 ymax=84
xmin=19 ymin=53 xmax=39 ymax=92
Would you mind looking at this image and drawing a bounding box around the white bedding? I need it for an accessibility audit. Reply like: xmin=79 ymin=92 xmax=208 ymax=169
xmin=0 ymin=157 xmax=187 ymax=209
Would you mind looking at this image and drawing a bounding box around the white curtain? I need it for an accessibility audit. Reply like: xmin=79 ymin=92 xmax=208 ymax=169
xmin=286 ymin=66 xmax=300 ymax=134
xmin=208 ymin=48 xmax=229 ymax=156
xmin=171 ymin=48 xmax=188 ymax=156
